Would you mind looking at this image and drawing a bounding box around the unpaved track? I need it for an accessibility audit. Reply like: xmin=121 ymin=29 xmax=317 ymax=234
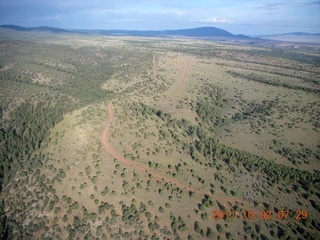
xmin=153 ymin=54 xmax=157 ymax=81
xmin=101 ymin=101 xmax=240 ymax=204
xmin=177 ymin=59 xmax=190 ymax=96
xmin=101 ymin=102 xmax=206 ymax=195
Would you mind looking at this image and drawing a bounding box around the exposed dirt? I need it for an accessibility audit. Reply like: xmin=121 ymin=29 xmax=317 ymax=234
xmin=177 ymin=59 xmax=190 ymax=96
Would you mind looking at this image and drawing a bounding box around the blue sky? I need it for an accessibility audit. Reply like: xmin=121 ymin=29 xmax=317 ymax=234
xmin=0 ymin=0 xmax=319 ymax=35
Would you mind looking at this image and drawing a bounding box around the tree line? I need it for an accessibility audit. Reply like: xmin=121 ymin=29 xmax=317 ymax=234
xmin=192 ymin=135 xmax=319 ymax=186
xmin=228 ymin=70 xmax=320 ymax=94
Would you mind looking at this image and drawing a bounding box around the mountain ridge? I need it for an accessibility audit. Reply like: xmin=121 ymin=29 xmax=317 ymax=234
xmin=0 ymin=24 xmax=248 ymax=39
xmin=2 ymin=24 xmax=319 ymax=43
xmin=0 ymin=24 xmax=72 ymax=33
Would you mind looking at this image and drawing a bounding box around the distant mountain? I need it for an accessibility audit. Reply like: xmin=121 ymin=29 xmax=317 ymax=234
xmin=287 ymin=32 xmax=320 ymax=36
xmin=75 ymin=26 xmax=240 ymax=38
xmin=0 ymin=25 xmax=251 ymax=40
xmin=258 ymin=32 xmax=320 ymax=43
xmin=162 ymin=27 xmax=234 ymax=37
xmin=0 ymin=25 xmax=73 ymax=33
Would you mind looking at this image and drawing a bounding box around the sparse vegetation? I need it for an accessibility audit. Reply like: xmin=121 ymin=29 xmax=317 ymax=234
xmin=0 ymin=29 xmax=319 ymax=239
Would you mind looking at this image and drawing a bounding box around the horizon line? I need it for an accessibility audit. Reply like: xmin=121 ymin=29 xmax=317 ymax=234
xmin=1 ymin=24 xmax=320 ymax=36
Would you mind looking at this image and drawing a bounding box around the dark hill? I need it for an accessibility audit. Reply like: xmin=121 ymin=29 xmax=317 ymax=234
xmin=0 ymin=25 xmax=72 ymax=33
xmin=162 ymin=27 xmax=234 ymax=37
xmin=94 ymin=26 xmax=237 ymax=38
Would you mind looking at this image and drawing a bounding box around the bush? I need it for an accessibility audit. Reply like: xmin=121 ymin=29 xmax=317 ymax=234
xmin=63 ymin=215 xmax=68 ymax=222
xmin=72 ymin=202 xmax=79 ymax=209
xmin=58 ymin=169 xmax=66 ymax=179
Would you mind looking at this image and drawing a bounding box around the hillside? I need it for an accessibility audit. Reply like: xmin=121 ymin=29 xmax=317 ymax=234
xmin=0 ymin=29 xmax=319 ymax=239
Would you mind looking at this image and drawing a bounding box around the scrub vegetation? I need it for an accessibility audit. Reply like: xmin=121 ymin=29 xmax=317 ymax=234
xmin=0 ymin=29 xmax=319 ymax=239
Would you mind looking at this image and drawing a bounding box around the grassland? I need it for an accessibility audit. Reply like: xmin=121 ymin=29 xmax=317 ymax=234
xmin=0 ymin=29 xmax=319 ymax=239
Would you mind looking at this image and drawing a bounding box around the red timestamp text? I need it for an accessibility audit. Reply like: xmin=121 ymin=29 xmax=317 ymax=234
xmin=212 ymin=209 xmax=308 ymax=220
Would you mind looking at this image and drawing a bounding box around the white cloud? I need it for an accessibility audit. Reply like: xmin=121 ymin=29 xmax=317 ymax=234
xmin=174 ymin=10 xmax=186 ymax=16
xmin=195 ymin=17 xmax=234 ymax=24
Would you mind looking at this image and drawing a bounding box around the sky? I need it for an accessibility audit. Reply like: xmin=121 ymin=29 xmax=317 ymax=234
xmin=0 ymin=0 xmax=319 ymax=35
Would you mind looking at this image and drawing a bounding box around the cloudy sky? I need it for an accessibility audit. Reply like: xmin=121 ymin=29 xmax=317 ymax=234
xmin=0 ymin=0 xmax=319 ymax=35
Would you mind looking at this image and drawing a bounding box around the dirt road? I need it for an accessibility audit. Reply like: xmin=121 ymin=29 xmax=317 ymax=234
xmin=177 ymin=59 xmax=190 ymax=96
xmin=101 ymin=101 xmax=240 ymax=204
xmin=153 ymin=54 xmax=157 ymax=81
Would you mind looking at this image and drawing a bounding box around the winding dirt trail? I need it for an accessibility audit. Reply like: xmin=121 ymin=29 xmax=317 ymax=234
xmin=101 ymin=102 xmax=203 ymax=195
xmin=177 ymin=59 xmax=190 ymax=96
xmin=101 ymin=102 xmax=241 ymax=204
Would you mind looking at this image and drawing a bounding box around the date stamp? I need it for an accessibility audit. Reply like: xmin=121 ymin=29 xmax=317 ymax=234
xmin=212 ymin=209 xmax=308 ymax=220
